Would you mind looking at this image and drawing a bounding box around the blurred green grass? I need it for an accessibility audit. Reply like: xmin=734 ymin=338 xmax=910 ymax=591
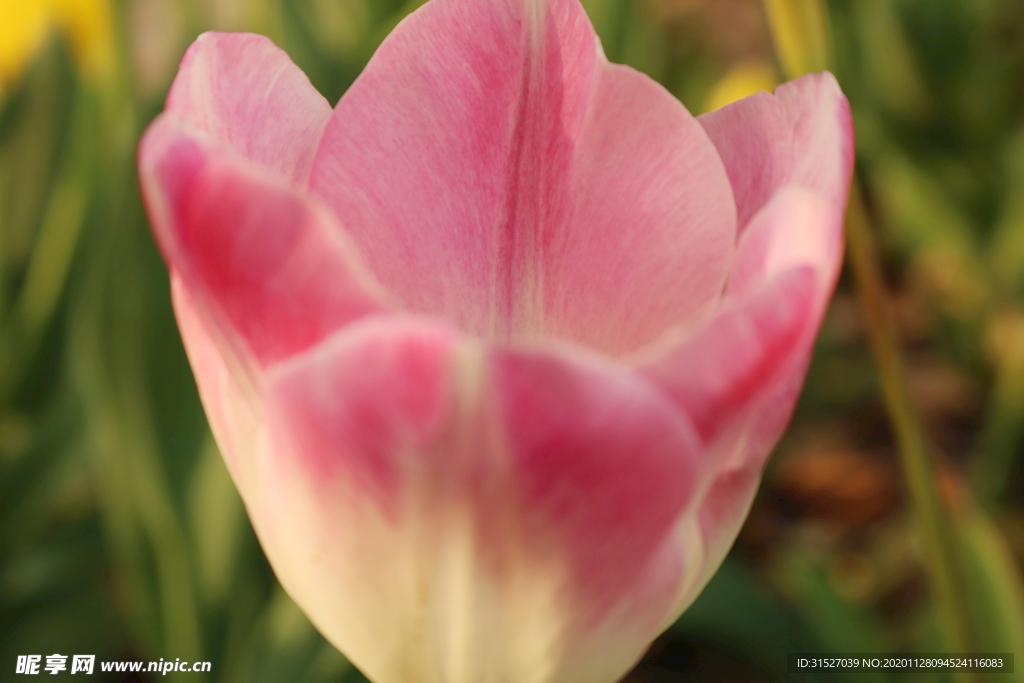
xmin=1 ymin=0 xmax=1024 ymax=681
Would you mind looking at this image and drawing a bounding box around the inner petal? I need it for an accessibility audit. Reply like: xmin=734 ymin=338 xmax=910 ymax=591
xmin=310 ymin=0 xmax=736 ymax=356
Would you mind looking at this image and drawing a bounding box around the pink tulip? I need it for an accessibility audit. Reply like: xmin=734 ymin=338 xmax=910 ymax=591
xmin=138 ymin=0 xmax=853 ymax=680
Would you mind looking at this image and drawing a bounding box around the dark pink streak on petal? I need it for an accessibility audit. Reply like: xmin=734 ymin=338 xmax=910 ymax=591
xmin=493 ymin=348 xmax=702 ymax=627
xmin=311 ymin=0 xmax=588 ymax=340
xmin=166 ymin=32 xmax=332 ymax=184
xmin=140 ymin=123 xmax=389 ymax=367
xmin=310 ymin=0 xmax=735 ymax=355
xmin=698 ymin=71 xmax=853 ymax=232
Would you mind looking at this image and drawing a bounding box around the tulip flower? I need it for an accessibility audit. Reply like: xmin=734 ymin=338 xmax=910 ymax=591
xmin=138 ymin=0 xmax=853 ymax=680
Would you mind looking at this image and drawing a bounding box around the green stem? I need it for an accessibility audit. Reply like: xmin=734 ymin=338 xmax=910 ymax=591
xmin=760 ymin=0 xmax=978 ymax=661
xmin=846 ymin=187 xmax=975 ymax=656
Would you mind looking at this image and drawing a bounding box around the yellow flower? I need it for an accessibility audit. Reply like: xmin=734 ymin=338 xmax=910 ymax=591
xmin=0 ymin=0 xmax=115 ymax=88
xmin=703 ymin=62 xmax=779 ymax=113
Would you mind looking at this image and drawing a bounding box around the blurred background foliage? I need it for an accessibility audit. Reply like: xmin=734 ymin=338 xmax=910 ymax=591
xmin=1 ymin=0 xmax=1023 ymax=681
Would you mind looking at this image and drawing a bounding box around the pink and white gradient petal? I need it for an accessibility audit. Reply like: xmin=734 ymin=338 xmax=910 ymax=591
xmin=252 ymin=316 xmax=710 ymax=683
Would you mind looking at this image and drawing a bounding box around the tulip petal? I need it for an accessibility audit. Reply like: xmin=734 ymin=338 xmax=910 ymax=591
xmin=639 ymin=186 xmax=844 ymax=614
xmin=639 ymin=188 xmax=840 ymax=440
xmin=698 ymin=71 xmax=854 ymax=232
xmin=491 ymin=347 xmax=708 ymax=683
xmin=254 ymin=318 xmax=707 ymax=683
xmin=642 ymin=265 xmax=817 ymax=444
xmin=164 ymin=31 xmax=332 ymax=183
xmin=170 ymin=276 xmax=259 ymax=487
xmin=309 ymin=0 xmax=736 ymax=356
xmin=690 ymin=356 xmax=811 ymax=595
xmin=727 ymin=185 xmax=845 ymax=297
xmin=139 ymin=120 xmax=390 ymax=369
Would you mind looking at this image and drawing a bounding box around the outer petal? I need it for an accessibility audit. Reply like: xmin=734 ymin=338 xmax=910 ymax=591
xmin=164 ymin=31 xmax=332 ymax=184
xmin=490 ymin=348 xmax=708 ymax=683
xmin=138 ymin=120 xmax=390 ymax=369
xmin=698 ymin=71 xmax=854 ymax=232
xmin=252 ymin=318 xmax=709 ymax=683
xmin=171 ymin=277 xmax=259 ymax=487
xmin=309 ymin=0 xmax=736 ymax=356
xmin=639 ymin=186 xmax=847 ymax=614
xmin=140 ymin=33 xmax=385 ymax=488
